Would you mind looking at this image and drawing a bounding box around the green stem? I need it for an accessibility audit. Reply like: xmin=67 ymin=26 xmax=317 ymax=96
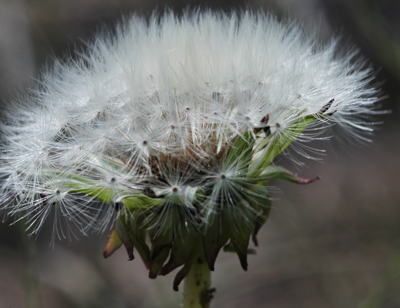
xmin=183 ymin=257 xmax=213 ymax=308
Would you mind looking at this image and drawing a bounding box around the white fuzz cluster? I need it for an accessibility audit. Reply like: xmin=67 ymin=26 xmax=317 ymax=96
xmin=0 ymin=11 xmax=379 ymax=244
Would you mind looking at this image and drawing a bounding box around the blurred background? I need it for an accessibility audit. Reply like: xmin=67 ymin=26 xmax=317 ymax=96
xmin=1 ymin=0 xmax=399 ymax=307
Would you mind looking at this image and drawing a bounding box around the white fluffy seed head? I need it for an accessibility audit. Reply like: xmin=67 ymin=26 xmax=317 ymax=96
xmin=0 ymin=10 xmax=380 ymax=242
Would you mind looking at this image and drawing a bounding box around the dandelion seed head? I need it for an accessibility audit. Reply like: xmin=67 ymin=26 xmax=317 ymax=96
xmin=0 ymin=10 xmax=381 ymax=273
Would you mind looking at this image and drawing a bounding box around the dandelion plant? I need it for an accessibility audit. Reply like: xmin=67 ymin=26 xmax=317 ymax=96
xmin=0 ymin=11 xmax=380 ymax=307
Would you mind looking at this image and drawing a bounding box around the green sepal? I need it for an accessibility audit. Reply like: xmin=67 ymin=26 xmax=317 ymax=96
xmin=128 ymin=211 xmax=151 ymax=269
xmin=149 ymin=244 xmax=171 ymax=279
xmin=252 ymin=193 xmax=272 ymax=247
xmin=172 ymin=257 xmax=196 ymax=292
xmin=250 ymin=115 xmax=315 ymax=175
xmin=115 ymin=215 xmax=135 ymax=261
xmin=119 ymin=193 xmax=163 ymax=209
xmin=229 ymin=230 xmax=252 ymax=271
xmin=160 ymin=223 xmax=200 ymax=276
xmin=148 ymin=228 xmax=174 ymax=279
xmin=149 ymin=227 xmax=173 ymax=259
xmin=70 ymin=186 xmax=114 ymax=204
xmin=224 ymin=130 xmax=255 ymax=172
xmin=234 ymin=180 xmax=272 ymax=247
xmin=172 ymin=243 xmax=205 ymax=291
xmin=64 ymin=176 xmax=162 ymax=209
xmin=102 ymin=227 xmax=123 ymax=258
xmin=228 ymin=204 xmax=256 ymax=271
xmin=264 ymin=115 xmax=315 ymax=163
xmin=202 ymin=207 xmax=231 ymax=271
xmin=223 ymin=243 xmax=256 ymax=255
xmin=261 ymin=165 xmax=319 ymax=184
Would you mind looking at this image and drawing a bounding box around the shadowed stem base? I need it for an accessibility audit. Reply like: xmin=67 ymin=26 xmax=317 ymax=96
xmin=183 ymin=257 xmax=213 ymax=308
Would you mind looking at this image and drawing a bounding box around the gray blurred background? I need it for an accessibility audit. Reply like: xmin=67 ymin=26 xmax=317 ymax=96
xmin=1 ymin=0 xmax=399 ymax=307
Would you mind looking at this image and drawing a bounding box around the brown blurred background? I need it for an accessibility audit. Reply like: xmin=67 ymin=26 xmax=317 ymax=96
xmin=1 ymin=0 xmax=399 ymax=307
